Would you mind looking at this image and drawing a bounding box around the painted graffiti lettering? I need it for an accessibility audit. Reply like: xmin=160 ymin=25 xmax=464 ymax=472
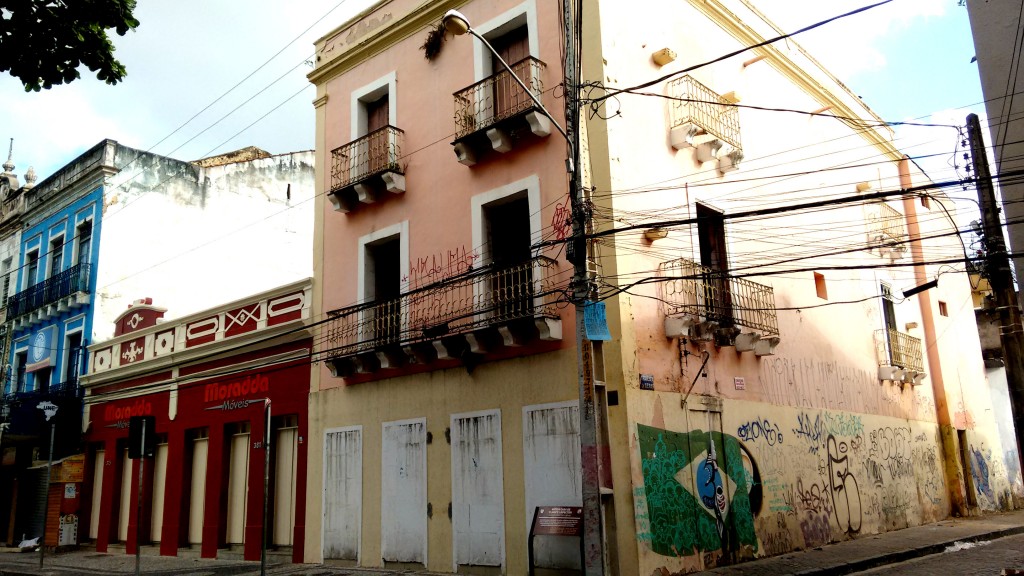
xmin=827 ymin=435 xmax=863 ymax=534
xmin=737 ymin=417 xmax=783 ymax=446
xmin=792 ymin=412 xmax=825 ymax=453
xmin=868 ymin=426 xmax=913 ymax=481
xmin=794 ymin=478 xmax=831 ymax=515
xmin=403 ymin=246 xmax=480 ymax=288
xmin=863 ymin=459 xmax=885 ymax=487
xmin=799 ymin=513 xmax=831 ymax=548
xmin=823 ymin=412 xmax=863 ymax=438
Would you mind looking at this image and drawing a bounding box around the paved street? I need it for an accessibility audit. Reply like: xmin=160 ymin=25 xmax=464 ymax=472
xmin=852 ymin=533 xmax=1024 ymax=575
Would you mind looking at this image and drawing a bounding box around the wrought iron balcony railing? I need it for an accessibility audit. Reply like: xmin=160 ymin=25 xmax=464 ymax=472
xmin=330 ymin=125 xmax=404 ymax=194
xmin=667 ymin=75 xmax=741 ymax=149
xmin=453 ymin=56 xmax=546 ymax=139
xmin=325 ymin=256 xmax=559 ymax=359
xmin=866 ymin=202 xmax=908 ymax=253
xmin=875 ymin=328 xmax=924 ymax=372
xmin=661 ymin=257 xmax=779 ymax=336
xmin=7 ymin=263 xmax=91 ymax=319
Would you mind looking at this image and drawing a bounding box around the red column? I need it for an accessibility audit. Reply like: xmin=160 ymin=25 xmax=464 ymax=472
xmin=201 ymin=425 xmax=226 ymax=559
xmin=160 ymin=428 xmax=186 ymax=556
xmin=243 ymin=411 xmax=266 ymax=562
xmin=94 ymin=439 xmax=119 ymax=553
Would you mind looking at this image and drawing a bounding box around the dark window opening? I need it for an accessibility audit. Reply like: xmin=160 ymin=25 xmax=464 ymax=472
xmin=77 ymin=222 xmax=92 ymax=267
xmin=367 ymin=237 xmax=401 ymax=344
xmin=485 ymin=195 xmax=533 ymax=320
xmin=14 ymin=352 xmax=26 ymax=393
xmin=49 ymin=237 xmax=63 ymax=279
xmin=25 ymin=251 xmax=38 ymax=288
xmin=938 ymin=300 xmax=949 ymax=317
xmin=64 ymin=332 xmax=83 ymax=387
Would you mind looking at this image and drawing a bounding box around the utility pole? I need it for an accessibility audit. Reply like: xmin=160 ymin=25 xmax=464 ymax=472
xmin=968 ymin=112 xmax=1024 ymax=482
xmin=563 ymin=0 xmax=605 ymax=573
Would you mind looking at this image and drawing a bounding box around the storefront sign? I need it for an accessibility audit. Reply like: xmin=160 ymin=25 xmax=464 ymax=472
xmin=205 ymin=398 xmax=265 ymax=412
xmin=204 ymin=374 xmax=269 ymax=404
xmin=531 ymin=506 xmax=583 ymax=536
xmin=103 ymin=398 xmax=152 ymax=429
xmin=27 ymin=326 xmax=57 ymax=372
xmin=58 ymin=454 xmax=85 ymax=482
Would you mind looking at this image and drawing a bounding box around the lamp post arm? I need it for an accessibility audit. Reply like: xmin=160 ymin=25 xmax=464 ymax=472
xmin=467 ymin=28 xmax=569 ymax=142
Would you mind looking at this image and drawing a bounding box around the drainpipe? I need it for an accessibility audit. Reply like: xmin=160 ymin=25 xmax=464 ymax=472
xmin=899 ymin=157 xmax=969 ymax=516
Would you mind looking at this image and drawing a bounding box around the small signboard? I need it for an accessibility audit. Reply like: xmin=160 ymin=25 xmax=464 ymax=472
xmin=583 ymin=302 xmax=612 ymax=341
xmin=532 ymin=506 xmax=583 ymax=536
xmin=734 ymin=376 xmax=746 ymax=390
xmin=639 ymin=374 xmax=654 ymax=391
xmin=528 ymin=506 xmax=584 ymax=576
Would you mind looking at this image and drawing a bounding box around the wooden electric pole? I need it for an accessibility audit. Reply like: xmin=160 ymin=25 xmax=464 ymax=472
xmin=968 ymin=112 xmax=1024 ymax=481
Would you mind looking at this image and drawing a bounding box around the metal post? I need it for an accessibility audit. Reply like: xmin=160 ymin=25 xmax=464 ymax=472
xmin=135 ymin=424 xmax=144 ymax=576
xmin=261 ymin=401 xmax=271 ymax=576
xmin=39 ymin=422 xmax=54 ymax=569
xmin=561 ymin=0 xmax=605 ymax=573
xmin=968 ymin=112 xmax=1024 ymax=484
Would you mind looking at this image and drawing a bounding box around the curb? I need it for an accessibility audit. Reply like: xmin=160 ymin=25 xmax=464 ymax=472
xmin=792 ymin=524 xmax=1024 ymax=576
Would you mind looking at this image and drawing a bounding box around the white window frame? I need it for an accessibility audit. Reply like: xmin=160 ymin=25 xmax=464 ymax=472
xmin=350 ymin=72 xmax=397 ymax=140
xmin=472 ymin=1 xmax=539 ymax=81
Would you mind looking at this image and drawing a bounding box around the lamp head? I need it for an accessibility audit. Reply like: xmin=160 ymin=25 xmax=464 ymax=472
xmin=442 ymin=9 xmax=471 ymax=35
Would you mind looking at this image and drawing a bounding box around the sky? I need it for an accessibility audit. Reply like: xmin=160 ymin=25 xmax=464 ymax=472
xmin=0 ymin=0 xmax=983 ymax=187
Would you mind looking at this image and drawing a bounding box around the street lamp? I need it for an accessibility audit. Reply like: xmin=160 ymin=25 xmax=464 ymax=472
xmin=441 ymin=9 xmax=568 ymax=141
xmin=441 ymin=8 xmax=605 ymax=575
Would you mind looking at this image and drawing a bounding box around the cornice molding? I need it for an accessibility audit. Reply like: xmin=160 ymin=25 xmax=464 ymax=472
xmin=308 ymin=0 xmax=465 ymax=86
xmin=686 ymin=0 xmax=902 ymax=162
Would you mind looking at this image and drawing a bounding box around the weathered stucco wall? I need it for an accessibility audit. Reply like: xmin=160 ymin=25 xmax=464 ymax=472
xmin=93 ymin=151 xmax=314 ymax=341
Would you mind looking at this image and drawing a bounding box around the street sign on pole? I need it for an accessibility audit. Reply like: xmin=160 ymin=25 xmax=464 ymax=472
xmin=36 ymin=401 xmax=58 ymax=569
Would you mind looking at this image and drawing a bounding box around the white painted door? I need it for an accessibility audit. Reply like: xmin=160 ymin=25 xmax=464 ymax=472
xmin=273 ymin=425 xmax=298 ymax=546
xmin=451 ymin=410 xmax=505 ymax=569
xmin=323 ymin=427 xmax=361 ymax=561
xmin=89 ymin=449 xmax=105 ymax=540
xmin=381 ymin=419 xmax=427 ymax=564
xmin=188 ymin=437 xmax=208 ymax=544
xmin=226 ymin=432 xmax=250 ymax=544
xmin=118 ymin=448 xmax=132 ymax=542
xmin=150 ymin=442 xmax=169 ymax=542
xmin=523 ymin=402 xmax=582 ymax=569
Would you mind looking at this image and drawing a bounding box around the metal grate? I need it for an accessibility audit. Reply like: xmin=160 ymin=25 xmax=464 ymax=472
xmin=866 ymin=202 xmax=907 ymax=251
xmin=324 ymin=256 xmax=559 ymax=358
xmin=453 ymin=57 xmax=546 ymax=139
xmin=330 ymin=125 xmax=404 ymax=193
xmin=875 ymin=329 xmax=924 ymax=372
xmin=667 ymin=75 xmax=741 ymax=149
xmin=660 ymin=257 xmax=778 ymax=336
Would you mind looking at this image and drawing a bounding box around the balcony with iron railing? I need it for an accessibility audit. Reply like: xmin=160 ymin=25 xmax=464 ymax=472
xmin=7 ymin=263 xmax=92 ymax=328
xmin=875 ymin=328 xmax=926 ymax=384
xmin=451 ymin=57 xmax=553 ymax=166
xmin=660 ymin=257 xmax=780 ymax=355
xmin=866 ymin=202 xmax=908 ymax=258
xmin=667 ymin=75 xmax=744 ymax=172
xmin=324 ymin=255 xmax=562 ymax=378
xmin=328 ymin=125 xmax=406 ymax=213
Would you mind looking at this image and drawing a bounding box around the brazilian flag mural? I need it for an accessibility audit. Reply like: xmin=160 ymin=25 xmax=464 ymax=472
xmin=637 ymin=424 xmax=762 ymax=557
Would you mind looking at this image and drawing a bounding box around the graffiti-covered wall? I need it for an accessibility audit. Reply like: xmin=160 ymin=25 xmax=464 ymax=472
xmin=628 ymin=392 xmax=1018 ymax=573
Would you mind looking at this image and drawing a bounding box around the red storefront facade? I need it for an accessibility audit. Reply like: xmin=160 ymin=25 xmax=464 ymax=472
xmin=80 ymin=280 xmax=311 ymax=562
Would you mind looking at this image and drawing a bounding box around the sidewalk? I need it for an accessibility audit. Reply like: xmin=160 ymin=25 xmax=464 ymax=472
xmin=1 ymin=510 xmax=1024 ymax=576
xmin=695 ymin=509 xmax=1024 ymax=576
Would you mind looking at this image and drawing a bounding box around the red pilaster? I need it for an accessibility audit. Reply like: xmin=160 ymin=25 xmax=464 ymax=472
xmin=201 ymin=426 xmax=225 ymax=559
xmin=94 ymin=439 xmax=120 ymax=552
xmin=244 ymin=411 xmax=267 ymax=561
xmin=292 ymin=414 xmax=308 ymax=563
xmin=160 ymin=428 xmax=186 ymax=556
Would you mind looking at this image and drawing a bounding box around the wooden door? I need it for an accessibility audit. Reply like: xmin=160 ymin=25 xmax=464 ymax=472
xmin=226 ymin=430 xmax=250 ymax=545
xmin=272 ymin=424 xmax=298 ymax=546
xmin=188 ymin=437 xmax=208 ymax=545
xmin=451 ymin=410 xmax=505 ymax=569
xmin=490 ymin=26 xmax=529 ymax=120
xmin=381 ymin=419 xmax=427 ymax=564
xmin=323 ymin=427 xmax=361 ymax=561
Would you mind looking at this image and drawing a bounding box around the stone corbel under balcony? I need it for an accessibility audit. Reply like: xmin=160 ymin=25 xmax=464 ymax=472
xmin=330 ymin=170 xmax=406 ymax=213
xmin=453 ymin=111 xmax=552 ymax=167
xmin=328 ymin=315 xmax=562 ymax=379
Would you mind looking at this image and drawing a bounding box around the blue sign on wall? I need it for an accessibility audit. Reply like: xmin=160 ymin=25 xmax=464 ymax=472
xmin=26 ymin=325 xmax=56 ymax=372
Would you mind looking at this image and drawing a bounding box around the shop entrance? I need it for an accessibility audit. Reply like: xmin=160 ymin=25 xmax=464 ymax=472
xmin=272 ymin=416 xmax=298 ymax=546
